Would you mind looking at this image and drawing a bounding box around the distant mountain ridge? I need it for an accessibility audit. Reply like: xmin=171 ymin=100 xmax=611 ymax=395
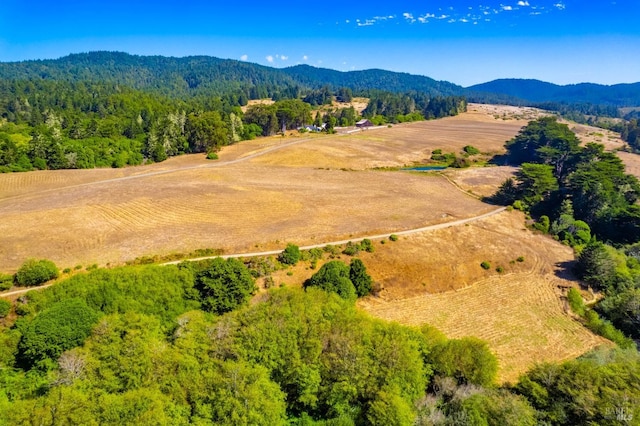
xmin=0 ymin=52 xmax=639 ymax=106
xmin=467 ymin=78 xmax=640 ymax=107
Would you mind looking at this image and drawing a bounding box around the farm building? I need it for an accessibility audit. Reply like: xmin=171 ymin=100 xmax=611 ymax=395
xmin=356 ymin=119 xmax=373 ymax=128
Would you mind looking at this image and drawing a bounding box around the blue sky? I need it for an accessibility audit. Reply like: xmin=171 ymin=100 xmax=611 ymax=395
xmin=0 ymin=1 xmax=638 ymax=86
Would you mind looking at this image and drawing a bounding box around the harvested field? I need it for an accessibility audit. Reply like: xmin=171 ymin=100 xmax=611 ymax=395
xmin=356 ymin=210 xmax=609 ymax=382
xmin=252 ymin=106 xmax=531 ymax=170
xmin=0 ymin=163 xmax=493 ymax=272
xmin=568 ymin=123 xmax=625 ymax=151
xmin=0 ymin=105 xmax=529 ymax=271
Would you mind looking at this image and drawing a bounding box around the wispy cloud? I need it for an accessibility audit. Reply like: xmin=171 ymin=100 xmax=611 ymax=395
xmin=265 ymin=55 xmax=274 ymax=63
xmin=302 ymin=55 xmax=308 ymax=61
xmin=240 ymin=54 xmax=248 ymax=61
xmin=347 ymin=2 xmax=562 ymax=30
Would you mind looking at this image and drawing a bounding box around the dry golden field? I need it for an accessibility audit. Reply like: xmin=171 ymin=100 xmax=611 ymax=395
xmin=0 ymin=106 xmax=533 ymax=272
xmin=1 ymin=104 xmax=611 ymax=383
xmin=357 ymin=211 xmax=609 ymax=383
xmin=618 ymin=151 xmax=640 ymax=179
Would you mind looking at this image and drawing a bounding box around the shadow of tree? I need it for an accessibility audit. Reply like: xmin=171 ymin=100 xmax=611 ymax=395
xmin=555 ymin=260 xmax=578 ymax=282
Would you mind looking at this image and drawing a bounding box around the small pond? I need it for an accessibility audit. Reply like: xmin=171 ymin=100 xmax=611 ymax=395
xmin=403 ymin=166 xmax=448 ymax=171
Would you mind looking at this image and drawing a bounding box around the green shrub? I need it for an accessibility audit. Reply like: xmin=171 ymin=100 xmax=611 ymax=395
xmin=0 ymin=273 xmax=13 ymax=291
xmin=584 ymin=310 xmax=635 ymax=349
xmin=463 ymin=145 xmax=481 ymax=155
xmin=279 ymin=243 xmax=301 ymax=265
xmin=389 ymin=234 xmax=399 ymax=242
xmin=342 ymin=242 xmax=360 ymax=256
xmin=193 ymin=258 xmax=257 ymax=315
xmin=534 ymin=215 xmax=550 ymax=233
xmin=512 ymin=200 xmax=526 ymax=211
xmin=496 ymin=266 xmax=504 ymax=273
xmin=516 ymin=256 xmax=525 ymax=263
xmin=206 ymin=152 xmax=219 ymax=160
xmin=429 ymin=337 xmax=498 ymax=386
xmin=481 ymin=261 xmax=491 ymax=270
xmin=17 ymin=298 xmax=100 ymax=368
xmin=304 ymin=260 xmax=356 ymax=301
xmin=359 ymin=238 xmax=375 ymax=253
xmin=0 ymin=299 xmax=10 ymax=318
xmin=15 ymin=259 xmax=59 ymax=287
xmin=567 ymin=288 xmax=586 ymax=316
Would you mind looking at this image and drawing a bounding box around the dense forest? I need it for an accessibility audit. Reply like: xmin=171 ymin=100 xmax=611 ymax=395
xmin=0 ymin=52 xmax=463 ymax=100
xmin=0 ymin=52 xmax=471 ymax=172
xmin=1 ymin=252 xmax=638 ymax=425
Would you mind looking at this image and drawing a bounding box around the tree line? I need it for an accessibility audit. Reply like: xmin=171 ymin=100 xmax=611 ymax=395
xmin=0 ymin=78 xmax=468 ymax=171
xmin=362 ymin=91 xmax=467 ymax=124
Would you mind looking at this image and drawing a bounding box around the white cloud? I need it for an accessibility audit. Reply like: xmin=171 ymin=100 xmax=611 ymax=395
xmin=518 ymin=1 xmax=530 ymax=6
xmin=240 ymin=54 xmax=248 ymax=61
xmin=554 ymin=2 xmax=566 ymax=9
xmin=357 ymin=19 xmax=375 ymax=26
xmin=280 ymin=55 xmax=288 ymax=61
xmin=345 ymin=19 xmax=350 ymax=23
xmin=403 ymin=12 xmax=416 ymax=23
xmin=502 ymin=5 xmax=513 ymax=11
xmin=266 ymin=55 xmax=274 ymax=63
xmin=302 ymin=55 xmax=308 ymax=61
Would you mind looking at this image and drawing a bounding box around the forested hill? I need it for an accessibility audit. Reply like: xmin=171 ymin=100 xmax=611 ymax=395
xmin=467 ymin=78 xmax=640 ymax=107
xmin=281 ymin=64 xmax=463 ymax=96
xmin=3 ymin=52 xmax=639 ymax=107
xmin=0 ymin=51 xmax=463 ymax=99
xmin=0 ymin=52 xmax=300 ymax=99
